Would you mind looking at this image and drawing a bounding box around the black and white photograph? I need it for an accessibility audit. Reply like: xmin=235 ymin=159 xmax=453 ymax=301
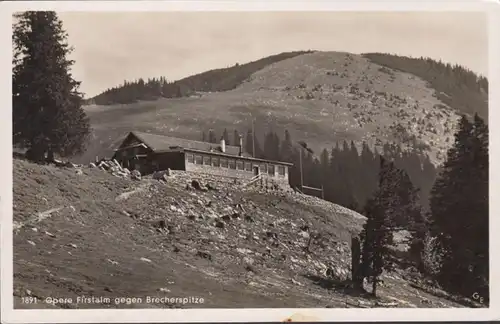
xmin=2 ymin=1 xmax=496 ymax=322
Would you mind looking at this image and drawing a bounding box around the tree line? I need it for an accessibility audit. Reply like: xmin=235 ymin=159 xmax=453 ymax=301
xmin=202 ymin=127 xmax=437 ymax=211
xmin=85 ymin=51 xmax=312 ymax=105
xmin=13 ymin=11 xmax=489 ymax=305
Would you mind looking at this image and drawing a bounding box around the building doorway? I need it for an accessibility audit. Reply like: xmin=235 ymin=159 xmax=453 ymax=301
xmin=253 ymin=165 xmax=260 ymax=176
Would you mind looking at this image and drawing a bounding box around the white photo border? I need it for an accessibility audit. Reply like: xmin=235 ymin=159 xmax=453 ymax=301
xmin=1 ymin=0 xmax=499 ymax=323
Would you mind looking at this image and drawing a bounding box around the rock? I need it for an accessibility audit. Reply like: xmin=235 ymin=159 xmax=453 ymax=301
xmin=153 ymin=171 xmax=169 ymax=181
xmin=89 ymin=163 xmax=97 ymax=168
xmin=158 ymin=288 xmax=171 ymax=293
xmin=191 ymin=180 xmax=207 ymax=191
xmin=27 ymin=240 xmax=36 ymax=246
xmin=299 ymin=231 xmax=310 ymax=239
xmin=236 ymin=248 xmax=252 ymax=255
xmin=215 ymin=221 xmax=225 ymax=229
xmin=75 ymin=169 xmax=83 ymax=175
xmin=196 ymin=251 xmax=212 ymax=261
xmin=107 ymin=259 xmax=119 ymax=265
xmin=140 ymin=257 xmax=152 ymax=263
xmin=131 ymin=170 xmax=141 ymax=180
xmin=68 ymin=243 xmax=78 ymax=248
xmin=243 ymin=256 xmax=254 ymax=265
xmin=205 ymin=183 xmax=216 ymax=191
xmin=266 ymin=231 xmax=278 ymax=239
xmin=44 ymin=231 xmax=56 ymax=238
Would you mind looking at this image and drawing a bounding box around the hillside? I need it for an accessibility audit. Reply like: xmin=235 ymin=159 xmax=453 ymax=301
xmin=13 ymin=158 xmax=475 ymax=309
xmin=363 ymin=53 xmax=488 ymax=120
xmin=77 ymin=51 xmax=483 ymax=167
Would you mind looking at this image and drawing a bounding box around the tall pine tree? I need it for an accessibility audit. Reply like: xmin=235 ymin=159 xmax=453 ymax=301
xmin=13 ymin=11 xmax=91 ymax=162
xmin=360 ymin=157 xmax=406 ymax=296
xmin=429 ymin=114 xmax=489 ymax=301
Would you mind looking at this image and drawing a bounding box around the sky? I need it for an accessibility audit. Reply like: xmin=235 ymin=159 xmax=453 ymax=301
xmin=56 ymin=11 xmax=488 ymax=98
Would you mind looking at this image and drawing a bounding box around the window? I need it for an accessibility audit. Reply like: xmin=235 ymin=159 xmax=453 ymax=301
xmin=245 ymin=162 xmax=252 ymax=171
xmin=229 ymin=159 xmax=236 ymax=170
xmin=236 ymin=160 xmax=244 ymax=170
xmin=220 ymin=158 xmax=228 ymax=168
xmin=203 ymin=155 xmax=210 ymax=165
xmin=195 ymin=155 xmax=203 ymax=165
xmin=212 ymin=157 xmax=220 ymax=167
xmin=278 ymin=165 xmax=285 ymax=176
xmin=260 ymin=163 xmax=267 ymax=173
xmin=268 ymin=164 xmax=275 ymax=176
xmin=187 ymin=153 xmax=194 ymax=163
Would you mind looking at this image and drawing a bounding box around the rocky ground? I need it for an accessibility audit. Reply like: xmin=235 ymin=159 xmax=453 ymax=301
xmin=13 ymin=157 xmax=476 ymax=309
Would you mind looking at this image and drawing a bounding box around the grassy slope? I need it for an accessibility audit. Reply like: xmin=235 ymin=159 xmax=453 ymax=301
xmin=79 ymin=51 xmax=461 ymax=165
xmin=13 ymin=158 xmax=471 ymax=309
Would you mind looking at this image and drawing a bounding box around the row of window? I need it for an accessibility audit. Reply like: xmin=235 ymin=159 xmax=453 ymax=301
xmin=186 ymin=153 xmax=286 ymax=176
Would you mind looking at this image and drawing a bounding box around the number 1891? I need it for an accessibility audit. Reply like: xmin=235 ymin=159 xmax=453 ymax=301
xmin=21 ymin=296 xmax=38 ymax=304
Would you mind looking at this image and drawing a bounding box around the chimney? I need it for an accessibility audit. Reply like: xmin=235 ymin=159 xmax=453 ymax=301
xmin=220 ymin=137 xmax=226 ymax=153
xmin=238 ymin=135 xmax=243 ymax=156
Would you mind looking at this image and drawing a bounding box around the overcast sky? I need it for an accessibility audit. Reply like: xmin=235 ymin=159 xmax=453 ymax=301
xmin=56 ymin=11 xmax=488 ymax=98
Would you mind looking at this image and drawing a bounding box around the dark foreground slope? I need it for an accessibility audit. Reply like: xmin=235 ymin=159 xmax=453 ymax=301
xmin=13 ymin=158 xmax=474 ymax=309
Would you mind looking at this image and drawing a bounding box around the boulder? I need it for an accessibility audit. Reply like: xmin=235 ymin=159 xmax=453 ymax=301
xmin=130 ymin=170 xmax=141 ymax=180
xmin=153 ymin=170 xmax=169 ymax=181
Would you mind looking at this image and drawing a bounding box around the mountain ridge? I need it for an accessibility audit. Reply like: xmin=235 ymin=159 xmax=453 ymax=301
xmin=79 ymin=51 xmax=488 ymax=168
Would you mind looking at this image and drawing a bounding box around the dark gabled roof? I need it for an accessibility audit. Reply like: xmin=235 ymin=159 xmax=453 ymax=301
xmin=129 ymin=131 xmax=241 ymax=156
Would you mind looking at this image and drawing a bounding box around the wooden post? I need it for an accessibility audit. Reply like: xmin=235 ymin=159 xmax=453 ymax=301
xmin=351 ymin=235 xmax=362 ymax=290
xmin=252 ymin=119 xmax=256 ymax=158
xmin=299 ymin=149 xmax=303 ymax=191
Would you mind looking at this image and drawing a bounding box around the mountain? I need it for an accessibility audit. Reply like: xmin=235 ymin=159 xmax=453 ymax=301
xmin=79 ymin=51 xmax=488 ymax=167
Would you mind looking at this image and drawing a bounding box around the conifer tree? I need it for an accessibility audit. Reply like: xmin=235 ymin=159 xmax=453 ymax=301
xmin=360 ymin=157 xmax=400 ymax=296
xmin=233 ymin=129 xmax=241 ymax=147
xmin=429 ymin=114 xmax=489 ymax=301
xmin=13 ymin=11 xmax=91 ymax=162
xmin=208 ymin=129 xmax=217 ymax=143
xmin=222 ymin=128 xmax=231 ymax=146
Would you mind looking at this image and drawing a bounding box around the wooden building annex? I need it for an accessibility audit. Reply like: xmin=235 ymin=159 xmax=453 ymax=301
xmin=112 ymin=131 xmax=293 ymax=185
